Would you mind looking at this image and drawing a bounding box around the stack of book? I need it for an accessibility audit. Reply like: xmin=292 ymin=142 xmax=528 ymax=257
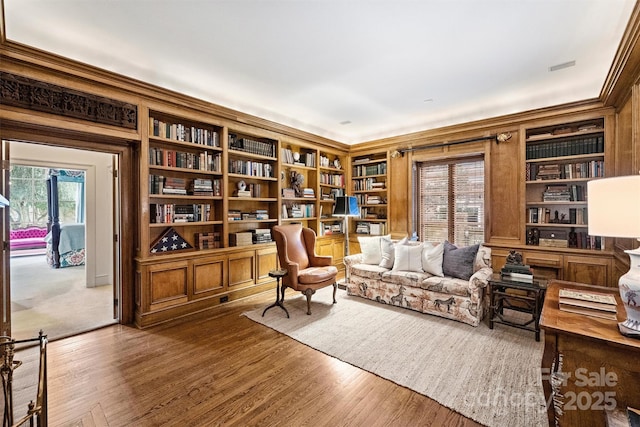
xmin=500 ymin=264 xmax=534 ymax=283
xmin=162 ymin=177 xmax=187 ymax=195
xmin=190 ymin=179 xmax=214 ymax=196
xmin=302 ymin=188 xmax=315 ymax=198
xmin=228 ymin=210 xmax=242 ymax=221
xmin=252 ymin=228 xmax=273 ymax=244
xmin=558 ymin=288 xmax=617 ymax=320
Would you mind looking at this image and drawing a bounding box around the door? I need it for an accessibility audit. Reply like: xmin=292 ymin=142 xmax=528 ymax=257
xmin=1 ymin=140 xmax=11 ymax=336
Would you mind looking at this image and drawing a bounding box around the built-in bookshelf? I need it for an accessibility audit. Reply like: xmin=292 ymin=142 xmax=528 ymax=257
xmin=279 ymin=141 xmax=319 ymax=234
xmin=351 ymin=153 xmax=388 ymax=235
xmin=525 ymin=118 xmax=605 ymax=250
xmin=147 ymin=112 xmax=225 ymax=251
xmin=227 ymin=130 xmax=279 ymax=246
xmin=318 ymin=151 xmax=346 ymax=236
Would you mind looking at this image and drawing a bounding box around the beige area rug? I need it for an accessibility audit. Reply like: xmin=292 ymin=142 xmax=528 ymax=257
xmin=10 ymin=255 xmax=115 ymax=341
xmin=244 ymin=287 xmax=548 ymax=427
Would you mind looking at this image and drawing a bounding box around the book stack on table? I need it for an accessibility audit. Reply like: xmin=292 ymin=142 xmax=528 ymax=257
xmin=558 ymin=288 xmax=617 ymax=320
xmin=500 ymin=264 xmax=534 ymax=283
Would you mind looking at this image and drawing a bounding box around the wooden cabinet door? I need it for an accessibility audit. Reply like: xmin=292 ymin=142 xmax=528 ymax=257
xmin=564 ymin=255 xmax=611 ymax=287
xmin=228 ymin=251 xmax=256 ymax=289
xmin=146 ymin=260 xmax=189 ymax=311
xmin=256 ymin=247 xmax=277 ymax=284
xmin=192 ymin=255 xmax=227 ymax=298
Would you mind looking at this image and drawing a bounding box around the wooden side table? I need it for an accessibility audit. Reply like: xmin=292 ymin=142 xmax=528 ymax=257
xmin=488 ymin=273 xmax=547 ymax=341
xmin=262 ymin=269 xmax=289 ymax=318
xmin=540 ymin=280 xmax=640 ymax=427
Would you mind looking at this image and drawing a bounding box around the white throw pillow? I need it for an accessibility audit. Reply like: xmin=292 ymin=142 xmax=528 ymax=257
xmin=392 ymin=242 xmax=424 ymax=272
xmin=379 ymin=236 xmax=407 ymax=268
xmin=358 ymin=234 xmax=390 ymax=265
xmin=422 ymin=242 xmax=445 ymax=277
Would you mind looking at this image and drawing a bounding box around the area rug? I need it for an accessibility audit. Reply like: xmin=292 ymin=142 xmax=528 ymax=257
xmin=243 ymin=287 xmax=548 ymax=427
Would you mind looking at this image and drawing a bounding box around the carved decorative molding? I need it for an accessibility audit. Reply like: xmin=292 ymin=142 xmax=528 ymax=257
xmin=0 ymin=72 xmax=137 ymax=129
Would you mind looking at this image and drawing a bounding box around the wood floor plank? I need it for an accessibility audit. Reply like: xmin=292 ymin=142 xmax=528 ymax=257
xmin=11 ymin=290 xmax=482 ymax=426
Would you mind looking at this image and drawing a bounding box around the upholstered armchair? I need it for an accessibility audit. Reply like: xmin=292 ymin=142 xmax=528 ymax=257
xmin=272 ymin=224 xmax=338 ymax=315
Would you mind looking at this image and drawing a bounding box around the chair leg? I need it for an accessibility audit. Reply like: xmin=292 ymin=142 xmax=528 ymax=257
xmin=332 ymin=282 xmax=337 ymax=304
xmin=304 ymin=288 xmax=315 ymax=315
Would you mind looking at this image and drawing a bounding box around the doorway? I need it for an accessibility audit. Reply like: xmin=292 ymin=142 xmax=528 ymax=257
xmin=8 ymin=142 xmax=118 ymax=340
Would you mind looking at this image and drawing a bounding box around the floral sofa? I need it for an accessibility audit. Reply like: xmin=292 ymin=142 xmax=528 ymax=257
xmin=344 ymin=236 xmax=493 ymax=326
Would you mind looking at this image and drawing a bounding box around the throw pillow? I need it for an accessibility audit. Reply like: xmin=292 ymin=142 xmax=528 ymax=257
xmin=392 ymin=242 xmax=424 ymax=272
xmin=442 ymin=241 xmax=480 ymax=280
xmin=422 ymin=242 xmax=444 ymax=277
xmin=358 ymin=234 xmax=390 ymax=265
xmin=379 ymin=237 xmax=407 ymax=268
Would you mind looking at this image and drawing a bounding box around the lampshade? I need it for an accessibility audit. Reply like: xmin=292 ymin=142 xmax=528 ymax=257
xmin=588 ymin=175 xmax=640 ymax=239
xmin=333 ymin=196 xmax=359 ymax=217
xmin=0 ymin=193 xmax=9 ymax=208
xmin=588 ymin=175 xmax=640 ymax=338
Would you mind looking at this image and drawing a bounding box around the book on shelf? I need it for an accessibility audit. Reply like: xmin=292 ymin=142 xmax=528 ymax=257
xmin=558 ymin=288 xmax=617 ymax=320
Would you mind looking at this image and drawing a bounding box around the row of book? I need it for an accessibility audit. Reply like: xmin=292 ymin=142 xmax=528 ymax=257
xmin=149 ymin=175 xmax=222 ymax=196
xmin=358 ymin=207 xmax=386 ymax=220
xmin=319 ymin=155 xmax=339 ymax=169
xmin=228 ymin=134 xmax=277 ymax=158
xmin=559 ymin=288 xmax=617 ymax=320
xmin=320 ymin=188 xmax=344 ymax=200
xmin=319 ymin=172 xmax=345 ymax=187
xmin=526 ymin=160 xmax=604 ymax=181
xmin=150 ymin=204 xmax=211 ymax=224
xmin=355 ymin=222 xmax=386 ymax=235
xmin=149 ymin=148 xmax=222 ymax=172
xmin=353 ymin=162 xmax=387 ymax=177
xmin=541 ymin=184 xmax=586 ymax=202
xmin=150 ymin=118 xmax=220 ymax=147
xmin=281 ymin=148 xmax=316 ymax=167
xmin=353 ymin=178 xmax=386 ymax=191
xmin=228 ymin=160 xmax=274 ymax=178
xmin=525 ymin=135 xmax=604 ymax=160
xmin=527 ymin=207 xmax=588 ymax=225
xmin=228 ymin=209 xmax=270 ymax=221
xmin=282 ymin=203 xmax=315 ymax=219
xmin=319 ymin=222 xmax=343 ymax=236
xmin=196 ymin=232 xmax=221 ymax=249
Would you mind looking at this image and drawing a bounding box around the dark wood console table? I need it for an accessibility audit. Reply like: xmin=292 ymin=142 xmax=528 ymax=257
xmin=540 ymin=280 xmax=640 ymax=427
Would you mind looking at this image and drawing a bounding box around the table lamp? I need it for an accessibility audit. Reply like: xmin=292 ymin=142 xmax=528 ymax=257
xmin=588 ymin=175 xmax=640 ymax=337
xmin=332 ymin=195 xmax=359 ymax=257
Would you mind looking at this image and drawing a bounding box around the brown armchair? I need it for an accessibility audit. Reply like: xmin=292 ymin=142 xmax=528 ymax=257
xmin=272 ymin=224 xmax=338 ymax=315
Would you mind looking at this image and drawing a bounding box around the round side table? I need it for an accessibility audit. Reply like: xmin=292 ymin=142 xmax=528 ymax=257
xmin=262 ymin=269 xmax=289 ymax=318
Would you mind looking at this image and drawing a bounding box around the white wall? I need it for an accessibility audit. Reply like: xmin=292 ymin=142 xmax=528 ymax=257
xmin=10 ymin=141 xmax=115 ymax=287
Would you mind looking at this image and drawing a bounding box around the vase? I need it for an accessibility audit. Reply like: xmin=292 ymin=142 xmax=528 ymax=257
xmin=619 ymin=248 xmax=640 ymax=337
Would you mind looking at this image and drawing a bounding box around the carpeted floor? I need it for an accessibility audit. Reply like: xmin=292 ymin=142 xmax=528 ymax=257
xmin=10 ymin=254 xmax=115 ymax=341
xmin=244 ymin=286 xmax=548 ymax=427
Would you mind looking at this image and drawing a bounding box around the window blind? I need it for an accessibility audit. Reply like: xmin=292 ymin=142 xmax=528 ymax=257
xmin=417 ymin=157 xmax=484 ymax=245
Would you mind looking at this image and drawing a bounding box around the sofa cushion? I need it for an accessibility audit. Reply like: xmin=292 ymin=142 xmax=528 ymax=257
xmin=358 ymin=234 xmax=390 ymax=265
xmin=392 ymin=242 xmax=423 ymax=272
xmin=350 ymin=263 xmax=389 ymax=280
xmin=421 ymin=242 xmax=444 ymax=277
xmin=379 ymin=236 xmax=402 ymax=268
xmin=442 ymin=242 xmax=479 ymax=280
xmin=381 ymin=269 xmax=433 ymax=287
xmin=421 ymin=276 xmax=470 ymax=297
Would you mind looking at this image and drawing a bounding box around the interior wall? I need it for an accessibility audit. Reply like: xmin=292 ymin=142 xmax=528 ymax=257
xmin=10 ymin=142 xmax=114 ymax=287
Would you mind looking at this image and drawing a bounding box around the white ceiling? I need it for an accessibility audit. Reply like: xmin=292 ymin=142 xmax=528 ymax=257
xmin=2 ymin=1 xmax=636 ymax=144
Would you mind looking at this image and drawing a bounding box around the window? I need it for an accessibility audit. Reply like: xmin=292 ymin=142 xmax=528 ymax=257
xmin=416 ymin=157 xmax=484 ymax=246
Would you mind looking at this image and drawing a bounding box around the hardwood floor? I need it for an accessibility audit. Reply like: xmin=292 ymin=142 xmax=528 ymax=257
xmin=12 ymin=290 xmax=480 ymax=426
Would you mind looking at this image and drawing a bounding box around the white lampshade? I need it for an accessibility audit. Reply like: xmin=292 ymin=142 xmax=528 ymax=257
xmin=587 ymin=175 xmax=640 ymax=239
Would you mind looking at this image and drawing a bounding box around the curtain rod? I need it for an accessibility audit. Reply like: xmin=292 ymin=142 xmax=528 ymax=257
xmin=392 ymin=132 xmax=512 ymax=157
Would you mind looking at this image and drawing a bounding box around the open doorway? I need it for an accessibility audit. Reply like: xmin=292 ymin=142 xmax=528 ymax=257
xmin=8 ymin=142 xmax=118 ymax=340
